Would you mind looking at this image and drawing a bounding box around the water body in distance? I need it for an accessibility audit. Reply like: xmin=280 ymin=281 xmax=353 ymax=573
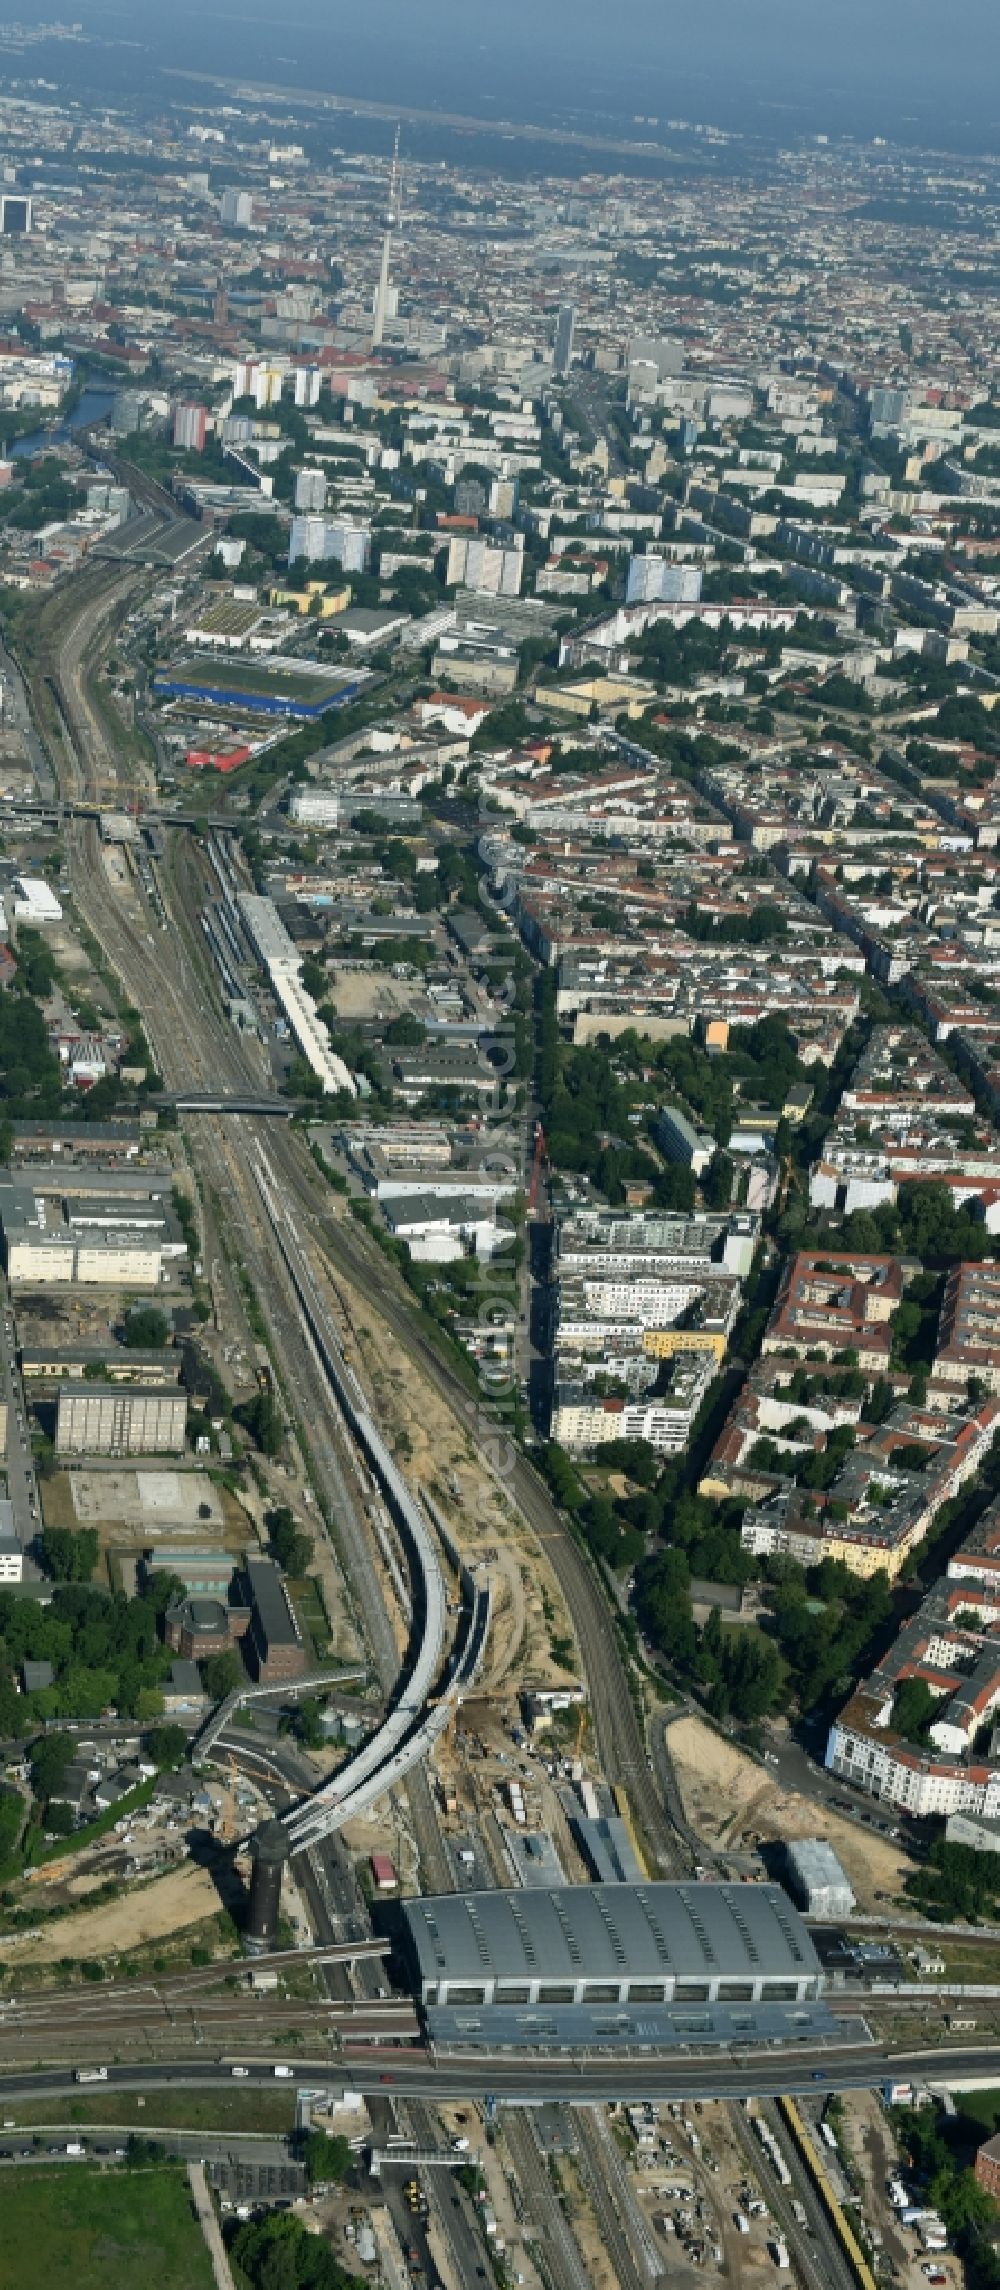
xmin=9 ymin=0 xmax=1000 ymax=158
xmin=10 ymin=385 xmax=114 ymax=460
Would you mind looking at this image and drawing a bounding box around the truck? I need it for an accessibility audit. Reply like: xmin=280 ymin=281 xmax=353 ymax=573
xmin=65 ymin=2143 xmax=85 ymax=2157
xmin=274 ymin=2065 xmax=294 ymax=2079
xmin=769 ymin=2241 xmax=791 ymax=2271
xmin=74 ymin=2067 xmax=108 ymax=2084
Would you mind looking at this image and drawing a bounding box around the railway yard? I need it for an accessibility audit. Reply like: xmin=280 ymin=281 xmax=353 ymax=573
xmin=0 ymin=424 xmax=991 ymax=2290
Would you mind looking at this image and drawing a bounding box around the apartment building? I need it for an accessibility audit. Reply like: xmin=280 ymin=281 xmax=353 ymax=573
xmin=825 ymin=1500 xmax=1000 ymax=1816
xmin=552 ymin=1351 xmax=715 ymax=1455
xmin=761 ymin=1250 xmax=904 ymax=1368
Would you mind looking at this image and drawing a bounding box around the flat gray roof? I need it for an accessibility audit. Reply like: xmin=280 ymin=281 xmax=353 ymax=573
xmin=426 ymin=1998 xmax=837 ymax=2052
xmin=401 ymin=1883 xmax=820 ymax=1989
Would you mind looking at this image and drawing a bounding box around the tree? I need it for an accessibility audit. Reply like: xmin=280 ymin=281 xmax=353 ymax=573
xmin=266 ymin=1506 xmax=313 ymax=1577
xmin=301 ymin=2128 xmax=352 ymax=2186
xmin=134 ymin=1687 xmax=165 ymax=1723
xmin=146 ymin=1723 xmax=187 ymax=1768
xmin=383 ymin=1012 xmax=426 ymax=1047
xmin=142 ymin=1569 xmax=188 ymax=1616
xmin=702 ymin=1149 xmax=733 ymax=1210
xmin=300 ymin=957 xmax=327 ymax=1000
xmin=29 ymin=1730 xmax=76 ymax=1801
xmin=717 ymin=1629 xmax=786 ymax=1721
xmin=893 ymin=1674 xmax=938 ymax=1742
xmin=38 ymin=1526 xmax=98 ymax=1583
xmin=120 ymin=1305 xmax=171 ymax=1350
xmin=634 ymin=1548 xmax=699 ymax=1669
xmin=201 ymin=1650 xmax=243 ymax=1700
xmin=231 ymin=2210 xmax=364 ymax=2290
xmin=293 ymin=1697 xmax=325 ymax=1750
xmin=236 ymin=1391 xmax=284 ymax=1458
xmin=42 ymin=1799 xmax=76 ymax=1836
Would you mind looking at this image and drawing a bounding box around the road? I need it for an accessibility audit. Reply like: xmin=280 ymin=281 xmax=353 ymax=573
xmin=189 ymin=2158 xmax=238 ymax=2290
xmin=0 ymin=2034 xmax=989 ymax=2105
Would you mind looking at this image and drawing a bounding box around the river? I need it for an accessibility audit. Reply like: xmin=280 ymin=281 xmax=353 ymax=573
xmin=10 ymin=382 xmax=116 ymax=460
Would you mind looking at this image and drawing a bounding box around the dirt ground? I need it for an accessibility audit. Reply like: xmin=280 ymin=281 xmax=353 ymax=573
xmin=5 ymin=1863 xmax=221 ymax=1965
xmin=842 ymin=2090 xmax=964 ymax=2290
xmin=318 ymin=1250 xmax=581 ymax=1693
xmin=665 ymin=1714 xmax=918 ymax=1911
xmin=68 ymin=1469 xmax=225 ymax=1529
xmin=323 ymin=965 xmax=433 ymax=1023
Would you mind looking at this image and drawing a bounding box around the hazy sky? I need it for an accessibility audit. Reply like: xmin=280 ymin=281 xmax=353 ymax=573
xmin=19 ymin=0 xmax=1000 ymax=150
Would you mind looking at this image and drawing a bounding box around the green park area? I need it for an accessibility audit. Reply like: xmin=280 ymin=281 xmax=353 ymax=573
xmin=13 ymin=2087 xmax=296 ymax=2134
xmin=0 ymin=2164 xmax=214 ymax=2290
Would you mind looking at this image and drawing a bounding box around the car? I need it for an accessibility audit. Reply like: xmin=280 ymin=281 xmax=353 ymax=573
xmin=379 ymin=2073 xmax=395 ymax=2084
xmin=812 ymin=2071 xmax=827 ymax=2082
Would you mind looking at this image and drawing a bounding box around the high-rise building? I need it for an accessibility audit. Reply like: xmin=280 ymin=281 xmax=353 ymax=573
xmin=869 ymin=384 xmax=909 ymax=433
xmin=232 ymin=359 xmax=284 ymax=409
xmin=110 ymin=389 xmax=142 ymax=436
xmin=220 ymin=187 xmax=253 ymax=228
xmin=0 ymin=196 xmax=31 ymax=236
xmin=294 ymin=466 xmax=327 ymax=513
xmin=288 ymin=516 xmax=371 ymax=572
xmin=173 ymin=402 xmax=208 ymax=453
xmin=455 ymin=477 xmax=487 ymax=518
xmin=446 ymin=535 xmax=523 ymax=596
xmin=626 ymin=555 xmax=703 ymax=606
xmin=499 ymin=543 xmax=525 ymax=597
xmin=490 ymin=475 xmax=520 ymax=519
xmin=327 ymin=519 xmax=371 ymax=574
xmin=554 ymin=303 xmax=576 ymax=376
xmin=293 ymin=366 xmax=321 ymax=408
xmin=289 ymin=514 xmax=331 ymax=565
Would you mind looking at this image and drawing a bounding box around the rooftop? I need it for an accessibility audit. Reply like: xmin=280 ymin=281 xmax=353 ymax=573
xmin=400 ymin=1882 xmax=820 ymax=1989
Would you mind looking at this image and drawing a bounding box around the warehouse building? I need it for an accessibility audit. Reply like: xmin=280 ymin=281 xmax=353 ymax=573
xmin=0 ymin=1177 xmax=181 ymax=1288
xmin=389 ymin=1883 xmax=836 ymax=2052
xmin=780 ymin=1838 xmax=856 ymax=1921
xmin=55 ymin=1384 xmax=188 ymax=1457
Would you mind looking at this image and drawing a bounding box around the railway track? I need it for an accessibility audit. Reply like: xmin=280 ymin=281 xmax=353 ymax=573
xmin=503 ymin=2110 xmax=593 ymax=2290
xmin=30 ymin=562 xmax=681 ymax=1885
xmin=258 ymin=1134 xmax=681 ymax=1869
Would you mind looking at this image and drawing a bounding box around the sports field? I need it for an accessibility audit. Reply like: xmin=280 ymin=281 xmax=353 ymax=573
xmin=0 ymin=2164 xmax=215 ymax=2289
xmin=154 ymin=651 xmax=358 ymax=709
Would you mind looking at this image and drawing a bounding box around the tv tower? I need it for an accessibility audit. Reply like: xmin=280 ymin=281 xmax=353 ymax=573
xmin=372 ymin=124 xmax=401 ymax=351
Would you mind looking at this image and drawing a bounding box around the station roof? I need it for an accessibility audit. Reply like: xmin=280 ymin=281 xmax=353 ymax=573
xmin=400 ymin=1883 xmax=820 ymax=1988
